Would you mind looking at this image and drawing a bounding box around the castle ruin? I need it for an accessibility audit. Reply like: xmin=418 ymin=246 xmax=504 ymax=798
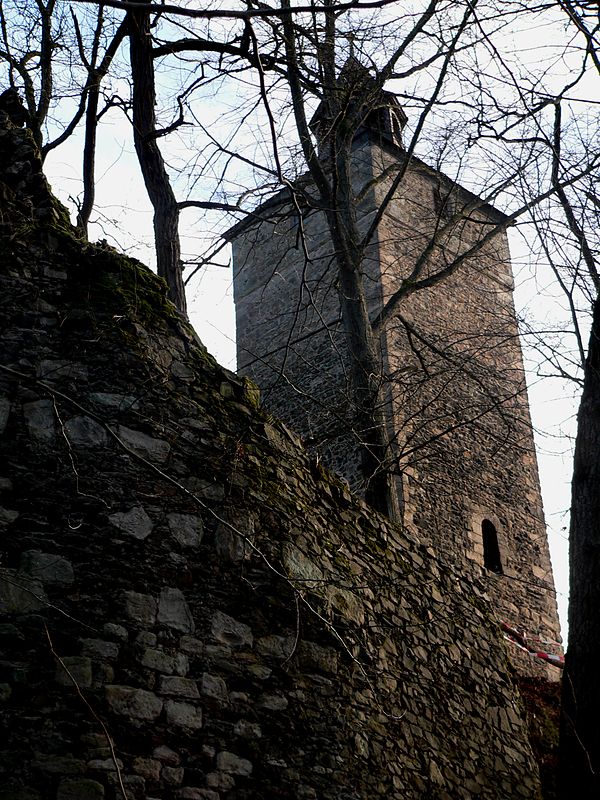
xmin=229 ymin=66 xmax=561 ymax=675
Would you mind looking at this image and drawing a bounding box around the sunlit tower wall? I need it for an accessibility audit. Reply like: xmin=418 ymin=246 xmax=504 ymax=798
xmin=228 ymin=86 xmax=561 ymax=675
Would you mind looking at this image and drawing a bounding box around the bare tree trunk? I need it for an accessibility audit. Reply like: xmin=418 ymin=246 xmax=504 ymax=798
xmin=559 ymin=296 xmax=600 ymax=798
xmin=76 ymin=15 xmax=128 ymax=238
xmin=128 ymin=2 xmax=186 ymax=314
xmin=336 ymin=249 xmax=401 ymax=521
xmin=325 ymin=144 xmax=400 ymax=521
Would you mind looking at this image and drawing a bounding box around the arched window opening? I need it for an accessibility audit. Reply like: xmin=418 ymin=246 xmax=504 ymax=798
xmin=482 ymin=519 xmax=503 ymax=574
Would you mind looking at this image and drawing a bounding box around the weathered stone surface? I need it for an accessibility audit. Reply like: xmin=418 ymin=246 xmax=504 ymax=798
xmin=23 ymin=399 xmax=56 ymax=443
xmin=109 ymin=507 xmax=153 ymax=540
xmin=177 ymin=790 xmax=219 ymax=800
xmin=162 ymin=766 xmax=184 ymax=786
xmin=200 ymin=673 xmax=228 ymax=703
xmin=1 ymin=789 xmax=42 ymax=800
xmin=103 ymin=623 xmax=128 ymax=641
xmin=56 ymin=779 xmax=104 ymax=800
xmin=37 ymin=360 xmax=88 ymax=382
xmin=0 ymin=397 xmax=10 ymax=434
xmin=153 ymin=746 xmax=181 ymax=766
xmin=20 ymin=551 xmax=74 ymax=587
xmin=214 ymin=512 xmax=255 ymax=562
xmin=256 ymin=693 xmax=288 ymax=711
xmin=179 ymin=636 xmax=203 ymax=656
xmin=167 ymin=513 xmax=203 ymax=548
xmin=31 ymin=755 xmax=85 ymax=775
xmin=158 ymin=676 xmax=199 ymax=698
xmin=164 ymin=700 xmax=202 ymax=730
xmin=133 ymin=757 xmax=161 ymax=782
xmin=0 ymin=507 xmax=19 ymax=527
xmin=88 ymin=758 xmax=123 ymax=771
xmin=117 ymin=425 xmax=171 ymax=464
xmin=81 ymin=638 xmax=120 ymax=660
xmin=105 ymin=686 xmax=163 ymax=721
xmin=216 ymin=751 xmax=253 ymax=777
xmin=140 ymin=648 xmax=188 ymax=676
xmin=123 ymin=591 xmax=157 ymax=625
xmin=256 ymin=635 xmax=294 ymax=661
xmin=64 ymin=415 xmax=107 ymax=447
xmin=157 ymin=588 xmax=194 ymax=633
xmin=0 ymin=571 xmax=47 ymax=613
xmin=206 ymin=772 xmax=235 ymax=791
xmin=297 ymin=641 xmax=338 ymax=674
xmin=211 ymin=611 xmax=252 ymax=648
xmin=234 ymin=720 xmax=262 ymax=739
xmin=55 ymin=656 xmax=92 ymax=688
xmin=89 ymin=392 xmax=139 ymax=412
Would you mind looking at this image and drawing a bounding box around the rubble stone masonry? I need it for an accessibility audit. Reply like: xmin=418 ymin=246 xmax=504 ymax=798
xmin=0 ymin=114 xmax=545 ymax=798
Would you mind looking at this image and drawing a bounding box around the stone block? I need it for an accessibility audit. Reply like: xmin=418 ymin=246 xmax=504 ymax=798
xmin=109 ymin=774 xmax=145 ymax=800
xmin=256 ymin=693 xmax=288 ymax=711
xmin=0 ymin=790 xmax=42 ymax=800
xmin=89 ymin=393 xmax=139 ymax=412
xmin=164 ymin=700 xmax=202 ymax=730
xmin=216 ymin=751 xmax=253 ymax=777
xmin=31 ymin=754 xmax=85 ymax=775
xmin=23 ymin=399 xmax=56 ymax=443
xmin=20 ymin=550 xmax=74 ymax=587
xmin=162 ymin=766 xmax=184 ymax=786
xmin=103 ymin=623 xmax=128 ymax=641
xmin=171 ymin=361 xmax=194 ymax=381
xmin=210 ymin=611 xmax=252 ymax=648
xmin=179 ymin=635 xmax=203 ymax=656
xmin=0 ymin=507 xmax=19 ymax=527
xmin=200 ymin=673 xmax=228 ymax=703
xmin=177 ymin=790 xmax=219 ymax=800
xmin=297 ymin=641 xmax=338 ymax=674
xmin=135 ymin=631 xmax=157 ymax=646
xmin=37 ymin=360 xmax=88 ymax=382
xmin=133 ymin=757 xmax=161 ymax=782
xmin=206 ymin=772 xmax=235 ymax=791
xmin=109 ymin=507 xmax=153 ymax=540
xmin=158 ymin=676 xmax=199 ymax=698
xmin=167 ymin=513 xmax=203 ymax=548
xmin=117 ymin=425 xmax=171 ymax=464
xmin=157 ymin=588 xmax=195 ymax=633
xmin=55 ymin=656 xmax=92 ymax=689
xmin=140 ymin=647 xmax=188 ymax=675
xmin=153 ymin=745 xmax=180 ymax=765
xmin=105 ymin=686 xmax=163 ymax=721
xmin=0 ymin=571 xmax=47 ymax=613
xmin=234 ymin=719 xmax=262 ymax=739
xmin=64 ymin=415 xmax=107 ymax=447
xmin=87 ymin=758 xmax=123 ymax=771
xmin=0 ymin=397 xmax=10 ymax=434
xmin=123 ymin=591 xmax=157 ymax=625
xmin=187 ymin=478 xmax=225 ymax=501
xmin=56 ymin=779 xmax=104 ymax=800
xmin=81 ymin=638 xmax=120 ymax=660
xmin=256 ymin=635 xmax=294 ymax=661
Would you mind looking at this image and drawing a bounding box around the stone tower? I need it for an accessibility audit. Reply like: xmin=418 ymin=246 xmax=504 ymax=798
xmin=228 ymin=69 xmax=561 ymax=673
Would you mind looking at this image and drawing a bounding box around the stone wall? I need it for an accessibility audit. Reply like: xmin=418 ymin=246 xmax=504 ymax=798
xmin=0 ymin=114 xmax=548 ymax=799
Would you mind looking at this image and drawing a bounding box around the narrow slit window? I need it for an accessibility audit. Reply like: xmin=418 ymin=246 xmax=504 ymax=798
xmin=482 ymin=519 xmax=503 ymax=574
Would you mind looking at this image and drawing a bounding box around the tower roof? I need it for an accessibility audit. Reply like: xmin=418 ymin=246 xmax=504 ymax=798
xmin=309 ymin=57 xmax=408 ymax=148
